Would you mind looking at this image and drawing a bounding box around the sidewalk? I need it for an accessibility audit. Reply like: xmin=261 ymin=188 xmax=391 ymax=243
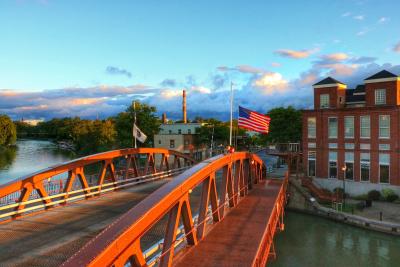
xmin=348 ymin=199 xmax=400 ymax=224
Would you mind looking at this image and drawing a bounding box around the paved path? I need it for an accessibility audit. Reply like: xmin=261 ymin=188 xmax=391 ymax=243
xmin=0 ymin=179 xmax=171 ymax=267
xmin=174 ymin=180 xmax=283 ymax=267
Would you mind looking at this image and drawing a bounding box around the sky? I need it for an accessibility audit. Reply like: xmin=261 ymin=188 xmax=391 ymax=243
xmin=1 ymin=0 xmax=400 ymax=121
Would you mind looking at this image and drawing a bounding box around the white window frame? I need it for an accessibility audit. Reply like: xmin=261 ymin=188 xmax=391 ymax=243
xmin=379 ymin=153 xmax=390 ymax=184
xmin=307 ymin=117 xmax=316 ymax=138
xmin=320 ymin=94 xmax=329 ymax=108
xmin=375 ymin=89 xmax=386 ymax=105
xmin=328 ymin=117 xmax=338 ymax=139
xmin=345 ymin=152 xmax=354 ymax=180
xmin=360 ymin=115 xmax=370 ymax=139
xmin=360 ymin=153 xmax=370 ymax=182
xmin=344 ymin=116 xmax=354 ymax=138
xmin=379 ymin=115 xmax=390 ymax=139
xmin=328 ymin=151 xmax=337 ymax=179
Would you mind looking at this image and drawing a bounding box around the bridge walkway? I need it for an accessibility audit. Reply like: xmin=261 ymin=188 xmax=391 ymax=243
xmin=0 ymin=179 xmax=171 ymax=267
xmin=174 ymin=179 xmax=283 ymax=267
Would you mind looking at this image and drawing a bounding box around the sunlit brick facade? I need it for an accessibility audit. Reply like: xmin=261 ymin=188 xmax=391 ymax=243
xmin=302 ymin=70 xmax=400 ymax=195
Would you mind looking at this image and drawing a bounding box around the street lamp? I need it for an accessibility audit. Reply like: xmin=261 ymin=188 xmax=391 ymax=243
xmin=341 ymin=165 xmax=347 ymax=208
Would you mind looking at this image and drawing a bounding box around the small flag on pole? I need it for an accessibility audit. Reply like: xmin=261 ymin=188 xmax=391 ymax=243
xmin=133 ymin=123 xmax=147 ymax=143
xmin=238 ymin=106 xmax=271 ymax=134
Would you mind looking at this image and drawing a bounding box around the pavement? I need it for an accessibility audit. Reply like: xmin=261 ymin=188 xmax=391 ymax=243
xmin=0 ymin=179 xmax=171 ymax=267
xmin=348 ymin=199 xmax=400 ymax=224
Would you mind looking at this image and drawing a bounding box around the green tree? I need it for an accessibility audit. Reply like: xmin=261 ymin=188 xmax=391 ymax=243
xmin=0 ymin=115 xmax=17 ymax=146
xmin=260 ymin=106 xmax=302 ymax=143
xmin=114 ymin=101 xmax=161 ymax=148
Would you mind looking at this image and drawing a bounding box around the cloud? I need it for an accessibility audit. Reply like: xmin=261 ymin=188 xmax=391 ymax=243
xmin=348 ymin=56 xmax=376 ymax=64
xmin=217 ymin=65 xmax=266 ymax=74
xmin=353 ymin=15 xmax=364 ymax=20
xmin=357 ymin=28 xmax=370 ymax=36
xmin=252 ymin=72 xmax=289 ymax=95
xmin=105 ymin=66 xmax=132 ymax=78
xmin=320 ymin=53 xmax=349 ymax=62
xmin=274 ymin=48 xmax=319 ymax=59
xmin=342 ymin=12 xmax=351 ymax=17
xmin=378 ymin=17 xmax=389 ymax=23
xmin=160 ymin=79 xmax=176 ymax=87
xmin=271 ymin=62 xmax=281 ymax=67
xmin=393 ymin=42 xmax=400 ymax=53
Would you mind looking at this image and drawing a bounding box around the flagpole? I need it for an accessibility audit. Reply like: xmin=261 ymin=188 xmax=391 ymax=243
xmin=229 ymin=82 xmax=234 ymax=146
xmin=134 ymin=101 xmax=137 ymax=149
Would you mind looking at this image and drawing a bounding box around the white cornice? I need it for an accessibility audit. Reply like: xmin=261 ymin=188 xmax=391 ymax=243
xmin=313 ymin=83 xmax=347 ymax=89
xmin=364 ymin=77 xmax=399 ymax=84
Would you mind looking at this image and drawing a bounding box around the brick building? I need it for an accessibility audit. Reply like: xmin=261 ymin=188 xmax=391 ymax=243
xmin=302 ymin=70 xmax=400 ymax=195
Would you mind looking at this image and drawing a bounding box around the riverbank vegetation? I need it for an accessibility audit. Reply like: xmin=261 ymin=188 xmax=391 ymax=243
xmin=0 ymin=114 xmax=17 ymax=146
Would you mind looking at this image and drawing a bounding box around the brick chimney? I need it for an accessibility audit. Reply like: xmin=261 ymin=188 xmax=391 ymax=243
xmin=162 ymin=113 xmax=167 ymax=123
xmin=182 ymin=90 xmax=187 ymax=123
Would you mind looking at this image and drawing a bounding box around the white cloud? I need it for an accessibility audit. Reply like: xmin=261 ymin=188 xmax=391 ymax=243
xmin=253 ymin=72 xmax=289 ymax=95
xmin=393 ymin=42 xmax=400 ymax=53
xmin=353 ymin=15 xmax=364 ymax=20
xmin=274 ymin=48 xmax=319 ymax=59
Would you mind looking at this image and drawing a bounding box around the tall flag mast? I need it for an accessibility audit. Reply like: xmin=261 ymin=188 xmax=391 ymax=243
xmin=229 ymin=82 xmax=234 ymax=146
xmin=134 ymin=101 xmax=137 ymax=148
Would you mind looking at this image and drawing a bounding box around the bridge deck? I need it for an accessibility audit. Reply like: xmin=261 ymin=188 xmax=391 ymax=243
xmin=174 ymin=179 xmax=283 ymax=267
xmin=0 ymin=179 xmax=171 ymax=267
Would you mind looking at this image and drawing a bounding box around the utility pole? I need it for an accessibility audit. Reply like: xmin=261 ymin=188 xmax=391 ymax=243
xmin=134 ymin=101 xmax=137 ymax=149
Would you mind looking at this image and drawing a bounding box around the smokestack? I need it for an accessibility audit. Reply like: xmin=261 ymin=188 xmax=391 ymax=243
xmin=182 ymin=90 xmax=187 ymax=123
xmin=162 ymin=113 xmax=167 ymax=124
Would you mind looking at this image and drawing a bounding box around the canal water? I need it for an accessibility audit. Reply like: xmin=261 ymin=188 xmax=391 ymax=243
xmin=0 ymin=139 xmax=75 ymax=185
xmin=269 ymin=211 xmax=400 ymax=267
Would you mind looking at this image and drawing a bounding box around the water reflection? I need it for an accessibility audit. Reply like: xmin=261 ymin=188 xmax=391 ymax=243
xmin=269 ymin=212 xmax=400 ymax=267
xmin=0 ymin=146 xmax=17 ymax=170
xmin=0 ymin=139 xmax=75 ymax=185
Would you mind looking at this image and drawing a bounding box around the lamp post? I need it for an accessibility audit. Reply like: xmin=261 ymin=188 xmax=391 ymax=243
xmin=341 ymin=165 xmax=347 ymax=208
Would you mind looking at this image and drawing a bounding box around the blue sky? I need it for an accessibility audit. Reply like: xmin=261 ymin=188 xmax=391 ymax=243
xmin=1 ymin=0 xmax=400 ymax=120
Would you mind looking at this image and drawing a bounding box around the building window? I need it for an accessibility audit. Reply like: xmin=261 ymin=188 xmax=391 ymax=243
xmin=379 ymin=115 xmax=390 ymax=138
xmin=320 ymin=94 xmax=329 ymax=108
xmin=328 ymin=117 xmax=337 ymax=139
xmin=188 ymin=129 xmax=191 ymax=134
xmin=308 ymin=142 xmax=316 ymax=148
xmin=360 ymin=153 xmax=370 ymax=182
xmin=169 ymin=130 xmax=172 ymax=134
xmin=308 ymin=151 xmax=316 ymax=177
xmin=344 ymin=116 xmax=354 ymax=138
xmin=169 ymin=140 xmax=175 ymax=148
xmin=329 ymin=151 xmax=337 ymax=179
xmin=158 ymin=140 xmax=161 ymax=145
xmin=345 ymin=152 xmax=354 ymax=180
xmin=307 ymin=117 xmax=316 ymax=138
xmin=345 ymin=143 xmax=355 ymax=150
xmin=328 ymin=143 xmax=338 ymax=149
xmin=379 ymin=154 xmax=390 ymax=183
xmin=360 ymin=143 xmax=370 ymax=150
xmin=360 ymin=116 xmax=370 ymax=138
xmin=375 ymin=89 xmax=386 ymax=105
xmin=178 ymin=129 xmax=182 ymax=134
xmin=379 ymin=144 xmax=390 ymax=151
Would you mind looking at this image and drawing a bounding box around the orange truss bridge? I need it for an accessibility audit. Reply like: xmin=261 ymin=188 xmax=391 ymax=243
xmin=0 ymin=149 xmax=288 ymax=267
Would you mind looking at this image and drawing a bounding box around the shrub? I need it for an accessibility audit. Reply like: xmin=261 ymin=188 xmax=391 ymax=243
xmin=381 ymin=189 xmax=399 ymax=202
xmin=367 ymin=190 xmax=381 ymax=201
xmin=353 ymin=194 xmax=368 ymax=201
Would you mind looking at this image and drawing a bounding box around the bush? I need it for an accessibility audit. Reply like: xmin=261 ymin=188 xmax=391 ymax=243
xmin=381 ymin=189 xmax=399 ymax=202
xmin=367 ymin=190 xmax=381 ymax=201
xmin=353 ymin=194 xmax=368 ymax=201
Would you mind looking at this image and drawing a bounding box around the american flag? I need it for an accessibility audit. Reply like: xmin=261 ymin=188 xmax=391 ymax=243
xmin=238 ymin=106 xmax=271 ymax=134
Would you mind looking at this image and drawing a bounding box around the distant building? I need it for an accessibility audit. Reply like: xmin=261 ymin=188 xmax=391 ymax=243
xmin=20 ymin=118 xmax=44 ymax=126
xmin=302 ymin=70 xmax=400 ymax=195
xmin=154 ymin=90 xmax=208 ymax=160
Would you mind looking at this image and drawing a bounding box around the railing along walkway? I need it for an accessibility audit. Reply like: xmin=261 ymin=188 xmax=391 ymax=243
xmin=174 ymin=179 xmax=287 ymax=267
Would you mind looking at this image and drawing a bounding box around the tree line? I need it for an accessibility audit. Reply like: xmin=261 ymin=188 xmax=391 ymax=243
xmin=2 ymin=103 xmax=302 ymax=155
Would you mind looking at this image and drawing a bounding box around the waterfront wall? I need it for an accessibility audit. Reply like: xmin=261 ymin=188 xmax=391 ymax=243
xmin=313 ymin=177 xmax=400 ymax=196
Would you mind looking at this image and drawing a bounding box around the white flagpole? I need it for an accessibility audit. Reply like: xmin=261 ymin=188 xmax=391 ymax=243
xmin=134 ymin=101 xmax=137 ymax=149
xmin=229 ymin=82 xmax=234 ymax=146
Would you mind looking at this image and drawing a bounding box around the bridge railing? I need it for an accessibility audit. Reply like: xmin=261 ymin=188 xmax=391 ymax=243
xmin=62 ymin=152 xmax=267 ymax=267
xmin=0 ymin=148 xmax=196 ymax=221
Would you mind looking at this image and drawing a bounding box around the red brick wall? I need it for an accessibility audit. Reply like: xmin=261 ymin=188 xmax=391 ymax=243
xmin=302 ymin=106 xmax=400 ymax=186
xmin=314 ymin=86 xmax=339 ymax=109
xmin=365 ymin=81 xmax=398 ymax=106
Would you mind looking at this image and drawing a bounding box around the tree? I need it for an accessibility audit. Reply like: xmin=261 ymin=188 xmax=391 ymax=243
xmin=0 ymin=115 xmax=17 ymax=146
xmin=114 ymin=101 xmax=161 ymax=148
xmin=260 ymin=106 xmax=302 ymax=143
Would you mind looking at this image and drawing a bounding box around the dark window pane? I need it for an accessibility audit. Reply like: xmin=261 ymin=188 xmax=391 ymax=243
xmin=329 ymin=162 xmax=337 ymax=178
xmin=361 ymin=163 xmax=369 ymax=181
xmin=380 ymin=165 xmax=389 ymax=183
xmin=345 ymin=162 xmax=354 ymax=180
xmin=308 ymin=160 xmax=316 ymax=177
